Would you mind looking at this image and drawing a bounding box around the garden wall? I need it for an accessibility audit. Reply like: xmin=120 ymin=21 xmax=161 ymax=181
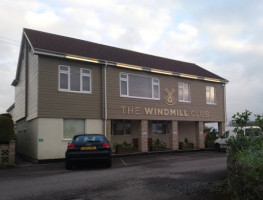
xmin=0 ymin=140 xmax=16 ymax=167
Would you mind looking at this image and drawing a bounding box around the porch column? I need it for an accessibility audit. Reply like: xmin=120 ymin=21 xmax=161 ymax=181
xmin=139 ymin=120 xmax=148 ymax=152
xmin=218 ymin=122 xmax=225 ymax=137
xmin=169 ymin=120 xmax=179 ymax=150
xmin=105 ymin=120 xmax=111 ymax=143
xmin=195 ymin=121 xmax=205 ymax=149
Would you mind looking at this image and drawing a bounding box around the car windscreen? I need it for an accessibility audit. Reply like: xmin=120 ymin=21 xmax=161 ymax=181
xmin=245 ymin=128 xmax=262 ymax=137
xmin=72 ymin=135 xmax=107 ymax=144
xmin=222 ymin=131 xmax=229 ymax=138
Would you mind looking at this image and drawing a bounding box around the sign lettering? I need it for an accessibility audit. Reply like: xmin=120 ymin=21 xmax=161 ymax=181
xmin=121 ymin=106 xmax=210 ymax=118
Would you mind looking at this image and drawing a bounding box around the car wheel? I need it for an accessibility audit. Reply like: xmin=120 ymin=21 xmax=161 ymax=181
xmin=65 ymin=162 xmax=72 ymax=170
xmin=215 ymin=143 xmax=220 ymax=151
xmin=105 ymin=159 xmax=112 ymax=168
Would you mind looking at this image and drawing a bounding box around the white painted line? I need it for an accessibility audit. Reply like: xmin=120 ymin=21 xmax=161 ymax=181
xmin=120 ymin=158 xmax=128 ymax=167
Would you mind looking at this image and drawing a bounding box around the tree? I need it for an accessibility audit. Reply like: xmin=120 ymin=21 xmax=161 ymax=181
xmin=255 ymin=114 xmax=263 ymax=130
xmin=232 ymin=110 xmax=252 ymax=133
xmin=0 ymin=113 xmax=15 ymax=144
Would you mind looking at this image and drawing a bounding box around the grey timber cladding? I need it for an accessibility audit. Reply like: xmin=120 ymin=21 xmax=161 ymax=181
xmin=106 ymin=66 xmax=225 ymax=122
xmin=14 ymin=45 xmax=26 ymax=121
xmin=38 ymin=55 xmax=102 ymax=119
xmin=27 ymin=48 xmax=38 ymax=120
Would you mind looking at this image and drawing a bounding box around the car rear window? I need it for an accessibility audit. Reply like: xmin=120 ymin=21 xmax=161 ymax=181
xmin=73 ymin=135 xmax=107 ymax=143
xmin=245 ymin=128 xmax=262 ymax=137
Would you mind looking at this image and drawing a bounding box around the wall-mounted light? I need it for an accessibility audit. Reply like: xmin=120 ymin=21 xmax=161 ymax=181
xmin=66 ymin=55 xmax=99 ymax=63
xmin=204 ymin=77 xmax=221 ymax=82
xmin=180 ymin=73 xmax=198 ymax=79
xmin=151 ymin=69 xmax=173 ymax=75
xmin=116 ymin=63 xmax=143 ymax=70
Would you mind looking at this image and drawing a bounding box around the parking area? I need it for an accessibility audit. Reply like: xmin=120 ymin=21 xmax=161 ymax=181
xmin=0 ymin=151 xmax=227 ymax=200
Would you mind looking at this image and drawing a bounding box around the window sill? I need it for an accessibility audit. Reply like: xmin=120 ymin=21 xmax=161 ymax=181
xmin=178 ymin=100 xmax=191 ymax=103
xmin=59 ymin=89 xmax=92 ymax=94
xmin=62 ymin=138 xmax=72 ymax=141
xmin=206 ymin=102 xmax=217 ymax=105
xmin=120 ymin=95 xmax=160 ymax=101
xmin=111 ymin=135 xmax=132 ymax=136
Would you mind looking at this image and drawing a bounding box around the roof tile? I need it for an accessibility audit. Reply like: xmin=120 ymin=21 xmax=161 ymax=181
xmin=24 ymin=28 xmax=225 ymax=80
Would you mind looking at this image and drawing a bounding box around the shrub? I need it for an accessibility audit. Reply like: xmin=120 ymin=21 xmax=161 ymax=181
xmin=0 ymin=115 xmax=15 ymax=144
xmin=153 ymin=139 xmax=166 ymax=148
xmin=205 ymin=129 xmax=217 ymax=148
xmin=227 ymin=110 xmax=263 ymax=199
xmin=0 ymin=113 xmax=12 ymax=119
xmin=227 ymin=133 xmax=263 ymax=156
xmin=114 ymin=141 xmax=134 ymax=149
xmin=236 ymin=150 xmax=263 ymax=173
xmin=255 ymin=114 xmax=263 ymax=130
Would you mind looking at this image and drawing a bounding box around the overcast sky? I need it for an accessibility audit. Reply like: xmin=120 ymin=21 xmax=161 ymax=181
xmin=0 ymin=0 xmax=263 ymax=122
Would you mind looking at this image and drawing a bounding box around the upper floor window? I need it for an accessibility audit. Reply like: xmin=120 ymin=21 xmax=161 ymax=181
xmin=59 ymin=65 xmax=91 ymax=93
xmin=120 ymin=73 xmax=160 ymax=100
xmin=178 ymin=82 xmax=191 ymax=102
xmin=206 ymin=86 xmax=216 ymax=104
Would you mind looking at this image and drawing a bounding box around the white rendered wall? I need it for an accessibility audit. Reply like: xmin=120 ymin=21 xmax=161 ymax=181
xmin=16 ymin=118 xmax=38 ymax=159
xmin=85 ymin=119 xmax=103 ymax=134
xmin=37 ymin=118 xmax=104 ymax=160
xmin=37 ymin=118 xmax=65 ymax=160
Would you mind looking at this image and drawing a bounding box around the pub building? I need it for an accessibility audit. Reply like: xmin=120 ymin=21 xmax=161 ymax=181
xmin=10 ymin=28 xmax=227 ymax=162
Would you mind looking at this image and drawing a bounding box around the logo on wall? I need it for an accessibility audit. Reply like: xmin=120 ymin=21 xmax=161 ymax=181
xmin=164 ymin=88 xmax=176 ymax=105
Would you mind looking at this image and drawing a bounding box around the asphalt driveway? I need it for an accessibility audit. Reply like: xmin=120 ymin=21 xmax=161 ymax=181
xmin=0 ymin=151 xmax=227 ymax=200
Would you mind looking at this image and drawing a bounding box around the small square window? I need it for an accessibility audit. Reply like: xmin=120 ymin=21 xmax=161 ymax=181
xmin=60 ymin=66 xmax=69 ymax=71
xmin=178 ymin=82 xmax=191 ymax=102
xmin=206 ymin=86 xmax=216 ymax=104
xmin=82 ymin=69 xmax=90 ymax=74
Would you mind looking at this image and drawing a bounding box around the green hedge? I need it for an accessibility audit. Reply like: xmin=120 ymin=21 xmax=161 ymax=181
xmin=227 ymin=134 xmax=263 ymax=199
xmin=228 ymin=154 xmax=263 ymax=199
xmin=0 ymin=114 xmax=15 ymax=144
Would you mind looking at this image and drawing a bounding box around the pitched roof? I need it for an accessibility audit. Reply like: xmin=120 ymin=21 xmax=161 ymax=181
xmin=23 ymin=28 xmax=226 ymax=82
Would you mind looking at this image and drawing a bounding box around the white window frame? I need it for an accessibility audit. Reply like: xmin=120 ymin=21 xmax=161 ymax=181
xmin=80 ymin=68 xmax=92 ymax=93
xmin=152 ymin=78 xmax=160 ymax=99
xmin=206 ymin=86 xmax=216 ymax=105
xmin=120 ymin=72 xmax=160 ymax=100
xmin=58 ymin=65 xmax=92 ymax=94
xmin=178 ymin=82 xmax=191 ymax=103
xmin=120 ymin=73 xmax=128 ymax=96
xmin=59 ymin=65 xmax=70 ymax=91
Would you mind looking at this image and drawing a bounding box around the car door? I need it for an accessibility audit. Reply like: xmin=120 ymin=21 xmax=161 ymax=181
xmin=218 ymin=131 xmax=229 ymax=148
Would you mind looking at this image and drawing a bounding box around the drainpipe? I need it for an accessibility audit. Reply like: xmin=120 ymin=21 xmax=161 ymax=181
xmin=104 ymin=62 xmax=108 ymax=137
xmin=224 ymin=84 xmax=227 ymax=125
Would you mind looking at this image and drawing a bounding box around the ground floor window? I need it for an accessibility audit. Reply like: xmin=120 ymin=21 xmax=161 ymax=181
xmin=63 ymin=119 xmax=85 ymax=139
xmin=152 ymin=121 xmax=168 ymax=134
xmin=112 ymin=120 xmax=131 ymax=135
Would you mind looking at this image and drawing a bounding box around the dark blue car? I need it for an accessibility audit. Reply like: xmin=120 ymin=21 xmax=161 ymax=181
xmin=65 ymin=134 xmax=112 ymax=169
